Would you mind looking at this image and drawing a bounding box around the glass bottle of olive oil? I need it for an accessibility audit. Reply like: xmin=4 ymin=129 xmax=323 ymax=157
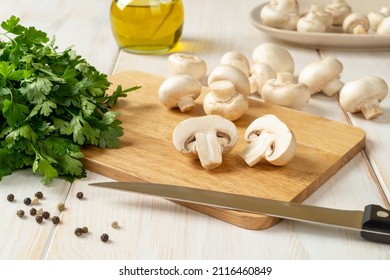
xmin=110 ymin=0 xmax=184 ymax=54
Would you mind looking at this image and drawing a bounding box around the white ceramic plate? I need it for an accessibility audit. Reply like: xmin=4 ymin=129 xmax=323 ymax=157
xmin=250 ymin=4 xmax=390 ymax=50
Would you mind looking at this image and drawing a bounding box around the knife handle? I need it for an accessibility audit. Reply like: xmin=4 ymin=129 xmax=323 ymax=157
xmin=361 ymin=204 xmax=390 ymax=244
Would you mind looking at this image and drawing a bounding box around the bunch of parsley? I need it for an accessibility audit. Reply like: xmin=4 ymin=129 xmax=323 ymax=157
xmin=0 ymin=16 xmax=139 ymax=184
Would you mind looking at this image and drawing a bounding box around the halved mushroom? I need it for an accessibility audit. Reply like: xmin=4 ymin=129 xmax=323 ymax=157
xmin=158 ymin=75 xmax=202 ymax=112
xmin=339 ymin=76 xmax=388 ymax=119
xmin=239 ymin=114 xmax=296 ymax=167
xmin=168 ymin=53 xmax=207 ymax=81
xmin=208 ymin=64 xmax=251 ymax=96
xmin=203 ymin=80 xmax=249 ymax=121
xmin=173 ymin=115 xmax=238 ymax=170
xmin=298 ymin=56 xmax=344 ymax=96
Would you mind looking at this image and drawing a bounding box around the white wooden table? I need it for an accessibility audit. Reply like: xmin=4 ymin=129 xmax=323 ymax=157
xmin=1 ymin=0 xmax=390 ymax=260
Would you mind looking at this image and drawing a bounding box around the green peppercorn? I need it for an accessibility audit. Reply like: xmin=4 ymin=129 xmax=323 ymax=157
xmin=57 ymin=203 xmax=65 ymax=212
xmin=76 ymin=192 xmax=84 ymax=199
xmin=100 ymin=233 xmax=109 ymax=242
xmin=35 ymin=215 xmax=43 ymax=224
xmin=29 ymin=208 xmax=37 ymax=216
xmin=74 ymin=228 xmax=83 ymax=237
xmin=23 ymin=197 xmax=31 ymax=205
xmin=34 ymin=191 xmax=43 ymax=199
xmin=42 ymin=211 xmax=50 ymax=220
xmin=17 ymin=210 xmax=25 ymax=218
xmin=82 ymin=226 xmax=89 ymax=234
xmin=52 ymin=216 xmax=60 ymax=225
xmin=7 ymin=194 xmax=14 ymax=202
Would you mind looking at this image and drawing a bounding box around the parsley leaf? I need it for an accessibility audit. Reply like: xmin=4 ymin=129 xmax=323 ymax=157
xmin=0 ymin=16 xmax=140 ymax=184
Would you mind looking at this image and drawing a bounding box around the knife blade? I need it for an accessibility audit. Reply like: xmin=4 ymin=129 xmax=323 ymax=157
xmin=90 ymin=181 xmax=390 ymax=244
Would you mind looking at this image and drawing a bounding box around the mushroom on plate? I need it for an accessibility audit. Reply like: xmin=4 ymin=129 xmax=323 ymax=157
xmin=298 ymin=56 xmax=344 ymax=96
xmin=252 ymin=43 xmax=294 ymax=74
xmin=261 ymin=72 xmax=311 ymax=110
xmin=158 ymin=75 xmax=202 ymax=112
xmin=260 ymin=0 xmax=300 ymax=30
xmin=203 ymin=80 xmax=249 ymax=121
xmin=297 ymin=4 xmax=333 ymax=33
xmin=208 ymin=64 xmax=251 ymax=96
xmin=220 ymin=51 xmax=251 ymax=77
xmin=168 ymin=53 xmax=207 ymax=81
xmin=239 ymin=114 xmax=296 ymax=167
xmin=172 ymin=115 xmax=238 ymax=170
xmin=324 ymin=0 xmax=352 ymax=26
xmin=339 ymin=76 xmax=388 ymax=120
xmin=342 ymin=13 xmax=370 ymax=34
xmin=377 ymin=17 xmax=390 ymax=35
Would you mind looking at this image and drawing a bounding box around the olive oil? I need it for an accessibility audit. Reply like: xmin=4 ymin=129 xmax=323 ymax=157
xmin=110 ymin=0 xmax=184 ymax=53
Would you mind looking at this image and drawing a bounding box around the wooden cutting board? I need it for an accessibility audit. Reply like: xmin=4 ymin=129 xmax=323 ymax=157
xmin=82 ymin=71 xmax=366 ymax=230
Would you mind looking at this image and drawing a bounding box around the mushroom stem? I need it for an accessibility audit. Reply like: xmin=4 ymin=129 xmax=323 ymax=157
xmin=360 ymin=98 xmax=383 ymax=119
xmin=322 ymin=78 xmax=344 ymax=96
xmin=194 ymin=131 xmax=223 ymax=170
xmin=210 ymin=81 xmax=236 ymax=102
xmin=177 ymin=96 xmax=196 ymax=112
xmin=239 ymin=132 xmax=275 ymax=167
xmin=353 ymin=24 xmax=367 ymax=34
xmin=275 ymin=72 xmax=294 ymax=85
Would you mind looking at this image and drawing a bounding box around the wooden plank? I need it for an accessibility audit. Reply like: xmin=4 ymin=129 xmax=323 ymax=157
xmin=80 ymin=70 xmax=365 ymax=230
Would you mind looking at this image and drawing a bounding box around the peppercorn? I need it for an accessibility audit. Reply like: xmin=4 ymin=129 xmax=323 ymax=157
xmin=74 ymin=228 xmax=83 ymax=237
xmin=100 ymin=233 xmax=109 ymax=242
xmin=57 ymin=203 xmax=65 ymax=212
xmin=32 ymin=197 xmax=39 ymax=205
xmin=7 ymin=194 xmax=14 ymax=202
xmin=42 ymin=211 xmax=50 ymax=220
xmin=23 ymin=197 xmax=31 ymax=205
xmin=29 ymin=208 xmax=37 ymax=216
xmin=34 ymin=191 xmax=43 ymax=199
xmin=35 ymin=216 xmax=43 ymax=224
xmin=82 ymin=226 xmax=89 ymax=234
xmin=52 ymin=216 xmax=60 ymax=225
xmin=76 ymin=192 xmax=84 ymax=199
xmin=111 ymin=221 xmax=119 ymax=229
xmin=17 ymin=210 xmax=25 ymax=218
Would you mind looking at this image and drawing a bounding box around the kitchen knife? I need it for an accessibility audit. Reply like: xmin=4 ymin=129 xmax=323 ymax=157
xmin=90 ymin=181 xmax=390 ymax=244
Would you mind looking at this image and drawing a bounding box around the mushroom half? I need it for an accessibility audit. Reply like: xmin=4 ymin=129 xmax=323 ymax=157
xmin=239 ymin=114 xmax=296 ymax=167
xmin=173 ymin=115 xmax=238 ymax=170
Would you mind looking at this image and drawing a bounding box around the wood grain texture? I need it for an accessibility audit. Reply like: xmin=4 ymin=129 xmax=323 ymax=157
xmin=81 ymin=70 xmax=365 ymax=230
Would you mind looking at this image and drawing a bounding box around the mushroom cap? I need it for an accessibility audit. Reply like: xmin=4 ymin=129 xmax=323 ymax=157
xmin=298 ymin=56 xmax=343 ymax=95
xmin=158 ymin=75 xmax=202 ymax=109
xmin=208 ymin=64 xmax=251 ymax=96
xmin=261 ymin=72 xmax=311 ymax=110
xmin=339 ymin=76 xmax=388 ymax=113
xmin=342 ymin=13 xmax=370 ymax=33
xmin=260 ymin=0 xmax=299 ymax=30
xmin=172 ymin=115 xmax=238 ymax=155
xmin=297 ymin=11 xmax=328 ymax=33
xmin=252 ymin=43 xmax=294 ymax=73
xmin=168 ymin=53 xmax=207 ymax=81
xmin=368 ymin=12 xmax=386 ymax=31
xmin=324 ymin=0 xmax=352 ymax=26
xmin=250 ymin=62 xmax=276 ymax=94
xmin=220 ymin=51 xmax=250 ymax=76
xmin=309 ymin=4 xmax=333 ymax=27
xmin=377 ymin=16 xmax=390 ymax=34
xmin=203 ymin=81 xmax=249 ymax=121
xmin=244 ymin=114 xmax=296 ymax=166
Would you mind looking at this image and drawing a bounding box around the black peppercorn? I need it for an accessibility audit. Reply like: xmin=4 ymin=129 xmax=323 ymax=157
xmin=34 ymin=191 xmax=43 ymax=199
xmin=29 ymin=208 xmax=37 ymax=216
xmin=82 ymin=226 xmax=89 ymax=234
xmin=23 ymin=197 xmax=31 ymax=206
xmin=52 ymin=216 xmax=60 ymax=225
xmin=17 ymin=210 xmax=25 ymax=218
xmin=74 ymin=228 xmax=83 ymax=236
xmin=7 ymin=194 xmax=14 ymax=202
xmin=100 ymin=233 xmax=109 ymax=242
xmin=35 ymin=215 xmax=43 ymax=224
xmin=76 ymin=192 xmax=84 ymax=199
xmin=42 ymin=211 xmax=50 ymax=220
